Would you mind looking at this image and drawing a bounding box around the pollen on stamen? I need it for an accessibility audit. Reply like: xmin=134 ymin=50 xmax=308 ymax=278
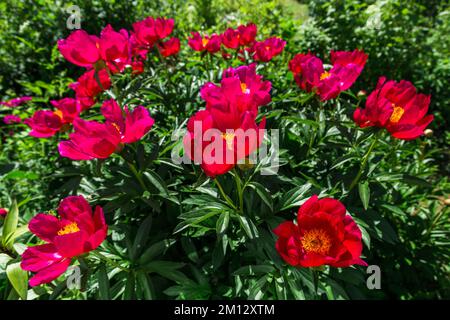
xmin=57 ymin=222 xmax=80 ymax=236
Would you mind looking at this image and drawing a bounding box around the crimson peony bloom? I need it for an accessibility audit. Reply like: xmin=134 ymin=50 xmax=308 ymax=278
xmin=24 ymin=110 xmax=64 ymax=138
xmin=274 ymin=195 xmax=367 ymax=268
xmin=20 ymin=195 xmax=107 ymax=287
xmin=237 ymin=23 xmax=257 ymax=46
xmin=97 ymin=25 xmax=131 ymax=73
xmin=57 ymin=30 xmax=101 ymax=68
xmin=289 ymin=49 xmax=368 ymax=101
xmin=222 ymin=28 xmax=240 ymax=49
xmin=0 ymin=208 xmax=7 ymax=218
xmin=252 ymin=37 xmax=286 ymax=62
xmin=188 ymin=32 xmax=222 ymax=53
xmin=69 ymin=69 xmax=111 ymax=109
xmin=50 ymin=98 xmax=82 ymax=124
xmin=0 ymin=96 xmax=32 ymax=108
xmin=354 ymin=77 xmax=433 ymax=140
xmin=183 ymin=64 xmax=269 ymax=177
xmin=131 ymin=60 xmax=145 ymax=75
xmin=132 ymin=17 xmax=174 ymax=47
xmin=3 ymin=115 xmax=21 ymax=124
xmin=158 ymin=37 xmax=180 ymax=57
xmin=58 ymin=99 xmax=154 ymax=160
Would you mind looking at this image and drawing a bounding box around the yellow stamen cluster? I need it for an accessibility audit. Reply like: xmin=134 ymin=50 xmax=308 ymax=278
xmin=57 ymin=222 xmax=80 ymax=236
xmin=301 ymin=228 xmax=332 ymax=255
xmin=389 ymin=104 xmax=405 ymax=123
xmin=222 ymin=132 xmax=235 ymax=150
xmin=320 ymin=71 xmax=331 ymax=80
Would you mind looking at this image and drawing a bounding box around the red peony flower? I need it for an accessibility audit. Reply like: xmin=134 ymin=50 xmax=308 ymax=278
xmin=69 ymin=69 xmax=111 ymax=109
xmin=50 ymin=98 xmax=82 ymax=124
xmin=222 ymin=28 xmax=240 ymax=49
xmin=0 ymin=208 xmax=7 ymax=218
xmin=132 ymin=17 xmax=174 ymax=47
xmin=20 ymin=195 xmax=107 ymax=286
xmin=237 ymin=23 xmax=257 ymax=46
xmin=97 ymin=25 xmax=131 ymax=73
xmin=252 ymin=37 xmax=286 ymax=62
xmin=58 ymin=99 xmax=154 ymax=160
xmin=188 ymin=32 xmax=222 ymax=54
xmin=158 ymin=37 xmax=181 ymax=57
xmin=354 ymin=77 xmax=433 ymax=140
xmin=57 ymin=30 xmax=101 ymax=68
xmin=3 ymin=115 xmax=21 ymax=124
xmin=289 ymin=49 xmax=368 ymax=101
xmin=0 ymin=96 xmax=32 ymax=108
xmin=183 ymin=64 xmax=269 ymax=177
xmin=24 ymin=110 xmax=64 ymax=138
xmin=274 ymin=195 xmax=367 ymax=268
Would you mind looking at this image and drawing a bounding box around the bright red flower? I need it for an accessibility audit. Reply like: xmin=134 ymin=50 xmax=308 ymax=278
xmin=158 ymin=37 xmax=180 ymax=57
xmin=222 ymin=28 xmax=240 ymax=49
xmin=3 ymin=115 xmax=21 ymax=124
xmin=354 ymin=77 xmax=433 ymax=140
xmin=0 ymin=96 xmax=32 ymax=108
xmin=58 ymin=99 xmax=154 ymax=160
xmin=237 ymin=23 xmax=257 ymax=46
xmin=0 ymin=208 xmax=7 ymax=218
xmin=50 ymin=98 xmax=81 ymax=124
xmin=20 ymin=195 xmax=107 ymax=286
xmin=57 ymin=30 xmax=100 ymax=68
xmin=97 ymin=25 xmax=131 ymax=73
xmin=289 ymin=49 xmax=368 ymax=101
xmin=188 ymin=32 xmax=222 ymax=53
xmin=24 ymin=110 xmax=64 ymax=138
xmin=274 ymin=195 xmax=367 ymax=268
xmin=183 ymin=65 xmax=269 ymax=177
xmin=252 ymin=37 xmax=286 ymax=62
xmin=69 ymin=69 xmax=111 ymax=109
xmin=132 ymin=17 xmax=174 ymax=47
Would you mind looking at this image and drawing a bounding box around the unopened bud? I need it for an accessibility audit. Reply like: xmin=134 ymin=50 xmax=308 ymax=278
xmin=424 ymin=129 xmax=433 ymax=137
xmin=444 ymin=198 xmax=450 ymax=206
xmin=357 ymin=90 xmax=367 ymax=98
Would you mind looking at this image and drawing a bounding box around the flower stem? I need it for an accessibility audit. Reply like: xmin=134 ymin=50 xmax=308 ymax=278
xmin=348 ymin=133 xmax=379 ymax=192
xmin=214 ymin=177 xmax=237 ymax=211
xmin=127 ymin=162 xmax=147 ymax=192
xmin=232 ymin=169 xmax=244 ymax=214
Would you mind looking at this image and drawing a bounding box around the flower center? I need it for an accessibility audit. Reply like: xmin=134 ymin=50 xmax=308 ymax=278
xmin=389 ymin=104 xmax=405 ymax=123
xmin=301 ymin=228 xmax=332 ymax=255
xmin=57 ymin=222 xmax=80 ymax=236
xmin=53 ymin=109 xmax=63 ymax=119
xmin=320 ymin=71 xmax=331 ymax=80
xmin=240 ymin=82 xmax=250 ymax=94
xmin=222 ymin=132 xmax=235 ymax=150
xmin=202 ymin=38 xmax=209 ymax=47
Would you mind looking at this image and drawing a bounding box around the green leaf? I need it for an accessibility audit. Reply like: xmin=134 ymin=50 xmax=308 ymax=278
xmin=139 ymin=239 xmax=176 ymax=266
xmin=97 ymin=265 xmax=111 ymax=300
xmin=2 ymin=200 xmax=19 ymax=250
xmin=233 ymin=265 xmax=275 ymax=276
xmin=136 ymin=272 xmax=154 ymax=299
xmin=6 ymin=262 xmax=28 ymax=300
xmin=237 ymin=215 xmax=258 ymax=239
xmin=130 ymin=215 xmax=153 ymax=261
xmin=216 ymin=212 xmax=230 ymax=235
xmin=248 ymin=182 xmax=273 ymax=211
xmin=358 ymin=181 xmax=370 ymax=210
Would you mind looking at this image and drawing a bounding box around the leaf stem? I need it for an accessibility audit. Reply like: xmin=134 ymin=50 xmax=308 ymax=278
xmin=127 ymin=162 xmax=147 ymax=192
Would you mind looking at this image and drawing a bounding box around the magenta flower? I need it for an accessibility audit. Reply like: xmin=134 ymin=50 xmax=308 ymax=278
xmin=3 ymin=115 xmax=21 ymax=124
xmin=57 ymin=30 xmax=101 ymax=68
xmin=58 ymin=99 xmax=155 ymax=160
xmin=0 ymin=96 xmax=32 ymax=108
xmin=24 ymin=110 xmax=64 ymax=138
xmin=98 ymin=25 xmax=131 ymax=73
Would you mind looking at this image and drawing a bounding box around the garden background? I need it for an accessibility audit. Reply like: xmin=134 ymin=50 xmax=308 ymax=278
xmin=0 ymin=0 xmax=449 ymax=300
